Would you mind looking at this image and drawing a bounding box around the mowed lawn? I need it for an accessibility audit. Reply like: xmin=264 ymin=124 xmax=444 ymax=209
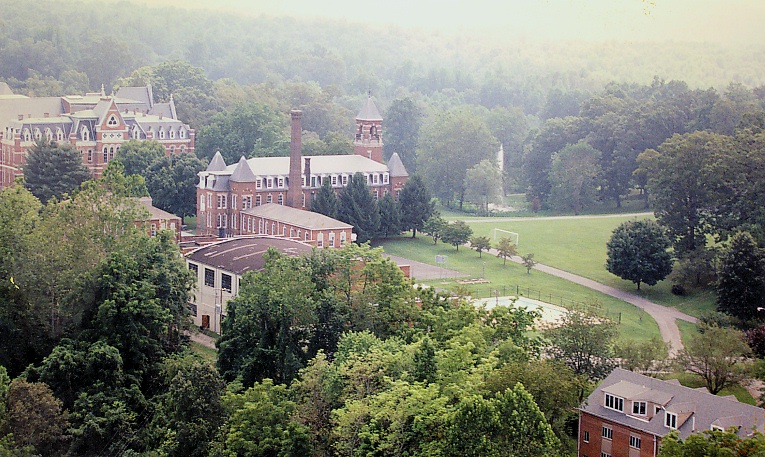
xmin=377 ymin=235 xmax=661 ymax=343
xmin=461 ymin=214 xmax=716 ymax=318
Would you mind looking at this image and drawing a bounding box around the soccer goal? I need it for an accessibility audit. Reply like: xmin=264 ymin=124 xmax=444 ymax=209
xmin=491 ymin=228 xmax=519 ymax=247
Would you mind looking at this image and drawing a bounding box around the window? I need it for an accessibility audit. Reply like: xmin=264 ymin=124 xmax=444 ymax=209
xmin=329 ymin=232 xmax=335 ymax=247
xmin=34 ymin=128 xmax=41 ymax=140
xmin=232 ymin=195 xmax=237 ymax=209
xmin=266 ymin=178 xmax=273 ymax=188
xmin=267 ymin=195 xmax=272 ymax=204
xmin=169 ymin=129 xmax=175 ymax=139
xmin=311 ymin=176 xmax=316 ymax=187
xmin=256 ymin=195 xmax=262 ymax=206
xmin=243 ymin=196 xmax=252 ymax=209
xmin=204 ymin=268 xmax=215 ymax=287
xmin=342 ymin=175 xmax=348 ymax=185
xmin=317 ymin=233 xmax=324 ymax=248
xmin=80 ymin=126 xmax=90 ymax=141
xmin=256 ymin=179 xmax=262 ymax=189
xmin=583 ymin=431 xmax=589 ymax=443
xmin=217 ymin=195 xmax=227 ymax=209
xmin=271 ymin=223 xmax=275 ymax=235
xmin=340 ymin=231 xmax=346 ymax=246
xmin=656 ymin=406 xmax=662 ymax=415
xmin=373 ymin=174 xmax=378 ymax=184
xmin=601 ymin=453 xmax=611 ymax=457
xmin=103 ymin=146 xmax=108 ymax=163
xmin=632 ymin=401 xmax=647 ymax=416
xmin=133 ymin=126 xmax=140 ymax=139
xmin=665 ymin=412 xmax=677 ymax=429
xmin=630 ymin=436 xmax=641 ymax=449
xmin=282 ymin=226 xmax=286 ymax=236
xmin=604 ymin=393 xmax=623 ymax=412
xmin=88 ymin=150 xmax=93 ymax=163
xmin=44 ymin=128 xmax=52 ymax=141
xmin=180 ymin=128 xmax=186 ymax=138
xmin=305 ymin=231 xmax=309 ymax=241
xmin=383 ymin=174 xmax=389 ymax=184
xmin=332 ymin=175 xmax=337 ymax=185
xmin=159 ymin=128 xmax=165 ymax=139
xmin=189 ymin=303 xmax=197 ymax=317
xmin=278 ymin=178 xmax=284 ymax=187
xmin=188 ymin=263 xmax=198 ymax=275
xmin=221 ymin=273 xmax=232 ymax=292
xmin=711 ymin=425 xmax=724 ymax=432
xmin=602 ymin=426 xmax=613 ymax=440
xmin=277 ymin=194 xmax=284 ymax=205
xmin=217 ymin=213 xmax=226 ymax=228
xmin=56 ymin=128 xmax=63 ymax=141
xmin=150 ymin=224 xmax=157 ymax=237
xmin=23 ymin=129 xmax=30 ymax=142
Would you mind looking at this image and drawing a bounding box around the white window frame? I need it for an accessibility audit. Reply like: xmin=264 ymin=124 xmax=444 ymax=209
xmin=665 ymin=412 xmax=677 ymax=429
xmin=629 ymin=435 xmax=641 ymax=449
xmin=602 ymin=426 xmax=613 ymax=440
xmin=632 ymin=401 xmax=647 ymax=416
xmin=217 ymin=195 xmax=227 ymax=209
xmin=604 ymin=393 xmax=624 ymax=412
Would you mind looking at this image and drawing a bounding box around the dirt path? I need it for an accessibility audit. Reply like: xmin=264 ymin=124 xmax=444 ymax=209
xmin=189 ymin=331 xmax=217 ymax=349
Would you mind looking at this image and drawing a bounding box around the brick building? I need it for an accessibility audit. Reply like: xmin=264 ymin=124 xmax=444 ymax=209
xmin=240 ymin=203 xmax=353 ymax=248
xmin=196 ymin=96 xmax=409 ymax=237
xmin=0 ymin=83 xmax=194 ymax=187
xmin=136 ymin=196 xmax=182 ymax=242
xmin=579 ymin=368 xmax=765 ymax=457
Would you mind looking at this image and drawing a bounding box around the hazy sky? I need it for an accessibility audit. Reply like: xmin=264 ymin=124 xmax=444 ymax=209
xmin=148 ymin=0 xmax=765 ymax=43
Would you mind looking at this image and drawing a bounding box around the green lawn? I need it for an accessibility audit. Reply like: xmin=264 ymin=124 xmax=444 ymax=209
xmin=456 ymin=214 xmax=715 ymax=317
xmin=376 ymin=235 xmax=661 ymax=343
xmin=190 ymin=341 xmax=217 ymax=365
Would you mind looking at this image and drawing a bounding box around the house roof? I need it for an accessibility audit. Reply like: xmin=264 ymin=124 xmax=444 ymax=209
xmin=237 ymin=154 xmax=389 ymax=177
xmin=242 ymin=203 xmax=353 ymax=231
xmin=357 ymin=95 xmax=382 ymax=121
xmin=115 ymin=85 xmax=153 ymax=108
xmin=137 ymin=197 xmax=180 ymax=221
xmin=0 ymin=82 xmax=14 ymax=96
xmin=230 ymin=156 xmax=257 ymax=182
xmin=582 ymin=368 xmax=765 ymax=439
xmin=0 ymin=97 xmax=64 ymax=132
xmin=206 ymin=151 xmax=228 ymax=172
xmin=185 ymin=236 xmax=313 ymax=276
xmin=387 ymin=152 xmax=408 ymax=177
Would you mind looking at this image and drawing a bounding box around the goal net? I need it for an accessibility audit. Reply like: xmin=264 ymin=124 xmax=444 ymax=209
xmin=491 ymin=228 xmax=519 ymax=247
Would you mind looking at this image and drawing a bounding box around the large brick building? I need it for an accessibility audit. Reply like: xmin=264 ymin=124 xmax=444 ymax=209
xmin=0 ymin=83 xmax=194 ymax=187
xmin=579 ymin=368 xmax=765 ymax=457
xmin=196 ymin=96 xmax=409 ymax=237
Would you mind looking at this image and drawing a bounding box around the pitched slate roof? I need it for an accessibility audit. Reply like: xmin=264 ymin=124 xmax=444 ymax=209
xmin=238 ymin=154 xmax=388 ymax=177
xmin=206 ymin=151 xmax=228 ymax=172
xmin=230 ymin=156 xmax=257 ymax=182
xmin=583 ymin=368 xmax=765 ymax=439
xmin=356 ymin=95 xmax=382 ymax=121
xmin=0 ymin=82 xmax=14 ymax=96
xmin=243 ymin=203 xmax=352 ymax=231
xmin=0 ymin=97 xmax=64 ymax=131
xmin=185 ymin=236 xmax=313 ymax=276
xmin=137 ymin=197 xmax=179 ymax=221
xmin=387 ymin=152 xmax=408 ymax=177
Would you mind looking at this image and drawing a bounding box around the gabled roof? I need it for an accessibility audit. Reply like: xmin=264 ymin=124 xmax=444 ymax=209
xmin=116 ymin=85 xmax=153 ymax=109
xmin=230 ymin=156 xmax=257 ymax=182
xmin=387 ymin=152 xmax=408 ymax=177
xmin=582 ymin=368 xmax=765 ymax=439
xmin=136 ymin=197 xmax=180 ymax=221
xmin=0 ymin=82 xmax=14 ymax=96
xmin=357 ymin=95 xmax=382 ymax=121
xmin=206 ymin=151 xmax=228 ymax=172
xmin=0 ymin=97 xmax=64 ymax=132
xmin=243 ymin=203 xmax=352 ymax=231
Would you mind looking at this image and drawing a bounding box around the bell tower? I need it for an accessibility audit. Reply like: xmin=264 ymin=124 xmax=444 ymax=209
xmin=353 ymin=92 xmax=384 ymax=163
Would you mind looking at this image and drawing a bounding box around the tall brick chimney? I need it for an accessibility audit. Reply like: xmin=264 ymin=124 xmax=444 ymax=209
xmin=286 ymin=110 xmax=303 ymax=208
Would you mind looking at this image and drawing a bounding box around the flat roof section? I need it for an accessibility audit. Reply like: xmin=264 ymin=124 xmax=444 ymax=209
xmin=185 ymin=236 xmax=313 ymax=276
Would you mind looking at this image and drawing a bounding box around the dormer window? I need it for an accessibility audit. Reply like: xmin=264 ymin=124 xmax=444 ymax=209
xmin=159 ymin=128 xmax=165 ymax=139
xmin=179 ymin=128 xmax=186 ymax=139
xmin=107 ymin=115 xmax=118 ymax=126
xmin=56 ymin=128 xmax=63 ymax=141
xmin=604 ymin=393 xmax=624 ymax=412
xmin=81 ymin=126 xmax=90 ymax=141
xmin=132 ymin=126 xmax=140 ymax=139
xmin=665 ymin=412 xmax=677 ymax=429
xmin=711 ymin=425 xmax=724 ymax=432
xmin=169 ymin=129 xmax=175 ymax=139
xmin=632 ymin=401 xmax=647 ymax=416
xmin=34 ymin=128 xmax=41 ymax=140
xmin=44 ymin=128 xmax=52 ymax=141
xmin=23 ymin=129 xmax=30 ymax=142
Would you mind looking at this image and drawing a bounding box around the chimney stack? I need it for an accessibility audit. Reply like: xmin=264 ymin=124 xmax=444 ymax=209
xmin=286 ymin=110 xmax=303 ymax=209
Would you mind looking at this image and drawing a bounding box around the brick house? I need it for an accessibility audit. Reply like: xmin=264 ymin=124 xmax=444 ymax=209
xmin=196 ymin=97 xmax=408 ymax=237
xmin=579 ymin=368 xmax=765 ymax=457
xmin=0 ymin=84 xmax=194 ymax=187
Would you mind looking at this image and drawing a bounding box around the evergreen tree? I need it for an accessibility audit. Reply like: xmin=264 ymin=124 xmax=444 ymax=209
xmin=23 ymin=139 xmax=91 ymax=204
xmin=310 ymin=178 xmax=339 ymax=219
xmin=716 ymin=231 xmax=765 ymax=320
xmin=378 ymin=193 xmax=401 ymax=238
xmin=337 ymin=173 xmax=380 ymax=243
xmin=398 ymin=175 xmax=434 ymax=238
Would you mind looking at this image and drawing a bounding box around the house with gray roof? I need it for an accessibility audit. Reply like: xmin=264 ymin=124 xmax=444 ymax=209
xmin=0 ymin=84 xmax=193 ymax=188
xmin=185 ymin=236 xmax=313 ymax=332
xmin=196 ymin=97 xmax=408 ymax=237
xmin=579 ymin=368 xmax=765 ymax=457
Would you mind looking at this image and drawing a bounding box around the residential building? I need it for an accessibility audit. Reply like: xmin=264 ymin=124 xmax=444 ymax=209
xmin=579 ymin=368 xmax=765 ymax=457
xmin=0 ymin=84 xmax=194 ymax=187
xmin=136 ymin=196 xmax=182 ymax=242
xmin=240 ymin=203 xmax=353 ymax=248
xmin=196 ymin=97 xmax=409 ymax=237
xmin=185 ymin=236 xmax=313 ymax=332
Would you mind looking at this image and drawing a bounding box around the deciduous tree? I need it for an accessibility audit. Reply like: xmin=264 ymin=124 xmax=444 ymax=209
xmin=470 ymin=236 xmax=491 ymax=258
xmin=606 ymin=219 xmax=674 ymax=290
xmin=716 ymin=231 xmax=765 ymax=320
xmin=496 ymin=237 xmax=517 ymax=266
xmin=464 ymin=159 xmax=502 ymax=215
xmin=675 ymin=324 xmax=750 ymax=394
xmin=441 ymin=220 xmax=473 ymax=251
xmin=546 ymin=308 xmax=617 ymax=382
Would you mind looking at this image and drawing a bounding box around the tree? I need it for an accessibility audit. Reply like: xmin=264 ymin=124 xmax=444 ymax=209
xmin=337 ymin=173 xmax=380 ymax=243
xmin=418 ymin=109 xmax=498 ymax=209
xmin=548 ymin=141 xmax=601 ymax=214
xmin=716 ymin=231 xmax=765 ymax=320
xmin=23 ymin=139 xmax=91 ymax=204
xmin=546 ymin=308 xmax=617 ymax=382
xmin=464 ymin=159 xmax=502 ymax=215
xmin=377 ymin=193 xmax=401 ymax=238
xmin=606 ymin=219 xmax=674 ymax=290
xmin=522 ymin=253 xmax=537 ymax=274
xmin=422 ymin=214 xmax=447 ymax=245
xmin=496 ymin=237 xmax=517 ymax=266
xmin=1 ymin=378 xmax=69 ymax=456
xmin=470 ymin=236 xmax=491 ymax=258
xmin=441 ymin=221 xmax=473 ymax=252
xmin=658 ymin=429 xmax=765 ymax=457
xmin=310 ymin=178 xmax=339 ymax=219
xmin=383 ymin=97 xmax=423 ymax=173
xmin=195 ymin=102 xmax=287 ymax=163
xmin=614 ymin=337 xmax=668 ymax=372
xmin=145 ymin=153 xmax=206 ymax=219
xmin=522 ymin=116 xmax=582 ymax=203
xmin=675 ymin=324 xmax=750 ymax=394
xmin=398 ymin=175 xmax=434 ymax=238
xmin=111 ymin=139 xmax=165 ymax=177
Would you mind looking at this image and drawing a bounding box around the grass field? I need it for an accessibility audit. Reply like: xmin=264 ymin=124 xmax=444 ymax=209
xmin=190 ymin=341 xmax=217 ymax=365
xmin=376 ymin=235 xmax=661 ymax=343
xmin=458 ymin=214 xmax=716 ymax=318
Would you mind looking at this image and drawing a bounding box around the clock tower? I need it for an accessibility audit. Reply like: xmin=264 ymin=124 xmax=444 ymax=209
xmin=353 ymin=93 xmax=384 ymax=163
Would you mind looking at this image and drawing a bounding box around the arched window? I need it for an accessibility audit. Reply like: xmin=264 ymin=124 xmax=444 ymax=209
xmin=56 ymin=128 xmax=64 ymax=141
xmin=159 ymin=128 xmax=165 ymax=139
xmin=81 ymin=126 xmax=89 ymax=141
xmin=109 ymin=146 xmax=115 ymax=161
xmin=44 ymin=128 xmax=53 ymax=141
xmin=179 ymin=128 xmax=186 ymax=138
xmin=132 ymin=126 xmax=140 ymax=139
xmin=340 ymin=231 xmax=347 ymax=246
xmin=180 ymin=146 xmax=186 ymax=154
xmin=34 ymin=128 xmax=41 ymax=140
xmin=22 ymin=129 xmax=29 ymax=142
xmin=169 ymin=129 xmax=175 ymax=139
xmin=170 ymin=146 xmax=175 ymax=154
xmin=103 ymin=146 xmax=108 ymax=162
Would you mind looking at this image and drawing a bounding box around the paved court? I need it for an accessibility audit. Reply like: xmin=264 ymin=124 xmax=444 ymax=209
xmin=385 ymin=254 xmax=466 ymax=280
